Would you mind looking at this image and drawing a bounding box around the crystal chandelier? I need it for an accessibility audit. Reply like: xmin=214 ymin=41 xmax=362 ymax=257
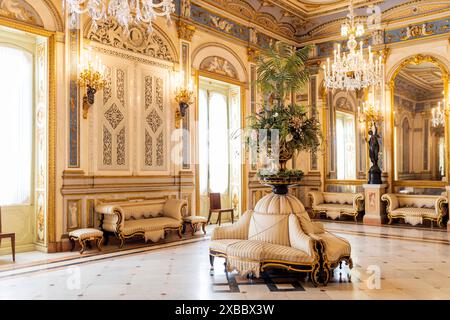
xmin=431 ymin=101 xmax=445 ymax=129
xmin=323 ymin=0 xmax=383 ymax=91
xmin=64 ymin=0 xmax=175 ymax=34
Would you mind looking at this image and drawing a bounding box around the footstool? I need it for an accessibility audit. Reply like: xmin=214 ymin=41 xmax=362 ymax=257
xmin=69 ymin=228 xmax=103 ymax=254
xmin=182 ymin=216 xmax=207 ymax=235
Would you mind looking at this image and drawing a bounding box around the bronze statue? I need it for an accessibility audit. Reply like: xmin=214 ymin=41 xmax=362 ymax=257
xmin=368 ymin=123 xmax=382 ymax=184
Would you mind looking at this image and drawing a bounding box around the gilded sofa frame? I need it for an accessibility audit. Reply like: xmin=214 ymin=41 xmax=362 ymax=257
xmin=97 ymin=200 xmax=186 ymax=248
xmin=381 ymin=194 xmax=448 ymax=227
xmin=309 ymin=192 xmax=365 ymax=222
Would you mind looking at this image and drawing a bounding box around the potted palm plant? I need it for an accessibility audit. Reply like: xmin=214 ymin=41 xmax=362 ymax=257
xmin=247 ymin=42 xmax=321 ymax=194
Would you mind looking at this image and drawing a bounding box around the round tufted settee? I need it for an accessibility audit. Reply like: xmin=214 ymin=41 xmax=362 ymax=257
xmin=209 ymin=193 xmax=352 ymax=286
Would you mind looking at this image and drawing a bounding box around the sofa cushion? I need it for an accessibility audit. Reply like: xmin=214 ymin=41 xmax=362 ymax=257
xmin=248 ymin=212 xmax=290 ymax=246
xmin=212 ymin=239 xmax=314 ymax=265
xmin=210 ymin=239 xmax=242 ymax=253
xmin=262 ymin=243 xmax=315 ymax=264
xmin=313 ymin=203 xmax=355 ymax=214
xmin=122 ymin=217 xmax=180 ymax=235
xmin=121 ymin=202 xmax=164 ymax=220
xmin=391 ymin=207 xmax=437 ymax=218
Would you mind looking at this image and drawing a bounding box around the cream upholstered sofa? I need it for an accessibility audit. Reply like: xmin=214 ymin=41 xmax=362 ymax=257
xmin=308 ymin=191 xmax=364 ymax=221
xmin=96 ymin=198 xmax=187 ymax=248
xmin=381 ymin=193 xmax=448 ymax=227
xmin=209 ymin=193 xmax=352 ymax=286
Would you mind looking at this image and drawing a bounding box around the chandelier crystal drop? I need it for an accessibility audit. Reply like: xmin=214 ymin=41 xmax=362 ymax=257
xmin=323 ymin=0 xmax=383 ymax=91
xmin=64 ymin=0 xmax=175 ymax=34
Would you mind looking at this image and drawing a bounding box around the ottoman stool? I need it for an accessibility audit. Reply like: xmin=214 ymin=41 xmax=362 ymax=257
xmin=69 ymin=228 xmax=103 ymax=254
xmin=182 ymin=216 xmax=207 ymax=235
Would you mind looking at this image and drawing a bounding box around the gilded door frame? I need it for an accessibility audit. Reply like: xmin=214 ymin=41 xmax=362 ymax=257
xmin=389 ymin=54 xmax=449 ymax=191
xmin=194 ymin=70 xmax=248 ymax=216
xmin=0 ymin=17 xmax=57 ymax=246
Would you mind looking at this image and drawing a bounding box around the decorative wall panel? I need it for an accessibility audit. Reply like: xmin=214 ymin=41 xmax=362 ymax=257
xmin=99 ymin=66 xmax=129 ymax=170
xmin=141 ymin=72 xmax=167 ymax=171
xmin=35 ymin=39 xmax=48 ymax=244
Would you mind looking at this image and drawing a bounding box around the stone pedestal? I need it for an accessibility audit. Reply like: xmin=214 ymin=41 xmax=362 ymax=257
xmin=363 ymin=184 xmax=388 ymax=225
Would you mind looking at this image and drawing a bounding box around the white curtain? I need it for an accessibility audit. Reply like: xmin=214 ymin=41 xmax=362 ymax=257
xmin=199 ymin=89 xmax=229 ymax=195
xmin=0 ymin=45 xmax=33 ymax=205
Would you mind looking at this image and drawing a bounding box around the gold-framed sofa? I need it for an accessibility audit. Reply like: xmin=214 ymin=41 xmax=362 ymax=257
xmin=308 ymin=191 xmax=365 ymax=221
xmin=209 ymin=193 xmax=352 ymax=286
xmin=96 ymin=198 xmax=187 ymax=248
xmin=381 ymin=193 xmax=448 ymax=227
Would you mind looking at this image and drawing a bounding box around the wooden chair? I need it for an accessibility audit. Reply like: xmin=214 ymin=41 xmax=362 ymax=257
xmin=207 ymin=193 xmax=234 ymax=226
xmin=0 ymin=207 xmax=15 ymax=262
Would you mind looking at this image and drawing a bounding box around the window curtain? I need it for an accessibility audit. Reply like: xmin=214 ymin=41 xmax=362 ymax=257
xmin=0 ymin=45 xmax=33 ymax=205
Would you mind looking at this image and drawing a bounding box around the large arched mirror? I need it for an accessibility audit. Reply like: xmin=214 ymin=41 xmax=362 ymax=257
xmin=393 ymin=59 xmax=447 ymax=185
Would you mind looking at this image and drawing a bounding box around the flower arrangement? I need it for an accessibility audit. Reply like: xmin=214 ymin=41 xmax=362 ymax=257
xmin=247 ymin=104 xmax=321 ymax=172
xmin=246 ymin=41 xmax=322 ymax=191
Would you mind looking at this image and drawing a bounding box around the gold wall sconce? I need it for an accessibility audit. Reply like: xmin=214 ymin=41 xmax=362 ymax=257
xmin=173 ymin=71 xmax=194 ymax=129
xmin=78 ymin=48 xmax=106 ymax=119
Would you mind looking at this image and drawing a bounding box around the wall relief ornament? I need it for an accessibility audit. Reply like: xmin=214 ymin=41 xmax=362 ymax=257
xmin=87 ymin=20 xmax=174 ymax=62
xmin=177 ymin=20 xmax=196 ymax=41
xmin=200 ymin=56 xmax=238 ymax=79
xmin=0 ymin=0 xmax=43 ymax=26
xmin=210 ymin=16 xmax=233 ymax=33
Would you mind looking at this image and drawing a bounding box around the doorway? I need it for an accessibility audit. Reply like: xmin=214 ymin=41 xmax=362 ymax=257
xmin=198 ymin=76 xmax=242 ymax=222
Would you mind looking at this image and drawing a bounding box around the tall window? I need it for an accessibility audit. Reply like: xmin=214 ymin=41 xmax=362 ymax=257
xmin=0 ymin=45 xmax=33 ymax=205
xmin=336 ymin=111 xmax=356 ymax=179
xmin=199 ymin=89 xmax=229 ymax=194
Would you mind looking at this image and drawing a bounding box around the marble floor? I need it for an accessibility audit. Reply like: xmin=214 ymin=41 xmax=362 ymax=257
xmin=1 ymin=222 xmax=450 ymax=299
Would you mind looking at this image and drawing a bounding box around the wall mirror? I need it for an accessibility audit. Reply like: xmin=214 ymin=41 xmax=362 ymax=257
xmin=393 ymin=59 xmax=447 ymax=183
xmin=326 ymin=89 xmax=367 ymax=181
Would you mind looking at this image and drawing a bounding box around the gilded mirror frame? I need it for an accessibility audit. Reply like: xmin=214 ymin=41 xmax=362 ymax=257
xmin=389 ymin=54 xmax=449 ymax=190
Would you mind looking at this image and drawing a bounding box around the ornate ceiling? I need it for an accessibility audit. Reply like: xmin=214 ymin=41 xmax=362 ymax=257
xmin=395 ymin=62 xmax=444 ymax=102
xmin=196 ymin=0 xmax=450 ymax=42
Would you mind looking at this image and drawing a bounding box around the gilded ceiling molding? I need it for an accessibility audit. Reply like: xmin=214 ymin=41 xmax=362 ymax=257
xmin=388 ymin=54 xmax=450 ymax=86
xmin=247 ymin=47 xmax=259 ymax=63
xmin=177 ymin=20 xmax=196 ymax=41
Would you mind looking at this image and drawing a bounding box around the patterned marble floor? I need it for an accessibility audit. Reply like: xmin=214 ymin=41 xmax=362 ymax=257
xmin=1 ymin=222 xmax=450 ymax=299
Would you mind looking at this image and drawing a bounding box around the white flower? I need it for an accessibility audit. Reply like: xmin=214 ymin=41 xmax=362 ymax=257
xmin=286 ymin=133 xmax=293 ymax=142
xmin=273 ymin=112 xmax=279 ymax=117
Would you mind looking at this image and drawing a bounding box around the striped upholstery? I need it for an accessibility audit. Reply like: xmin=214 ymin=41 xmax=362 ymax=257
xmin=248 ymin=212 xmax=290 ymax=246
xmin=311 ymin=232 xmax=351 ymax=264
xmin=262 ymin=243 xmax=315 ymax=264
xmin=123 ymin=217 xmax=180 ymax=235
xmin=254 ymin=193 xmax=307 ymax=215
xmin=382 ymin=193 xmax=448 ymax=226
xmin=122 ymin=204 xmax=163 ymax=220
xmin=211 ymin=210 xmax=252 ymax=240
xmin=210 ymin=239 xmax=242 ymax=253
xmin=69 ymin=228 xmax=103 ymax=240
xmin=288 ymin=214 xmax=315 ymax=256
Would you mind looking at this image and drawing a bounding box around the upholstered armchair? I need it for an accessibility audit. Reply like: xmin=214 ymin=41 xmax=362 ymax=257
xmin=209 ymin=193 xmax=353 ymax=286
xmin=308 ymin=191 xmax=364 ymax=221
xmin=381 ymin=193 xmax=448 ymax=227
xmin=96 ymin=198 xmax=187 ymax=248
